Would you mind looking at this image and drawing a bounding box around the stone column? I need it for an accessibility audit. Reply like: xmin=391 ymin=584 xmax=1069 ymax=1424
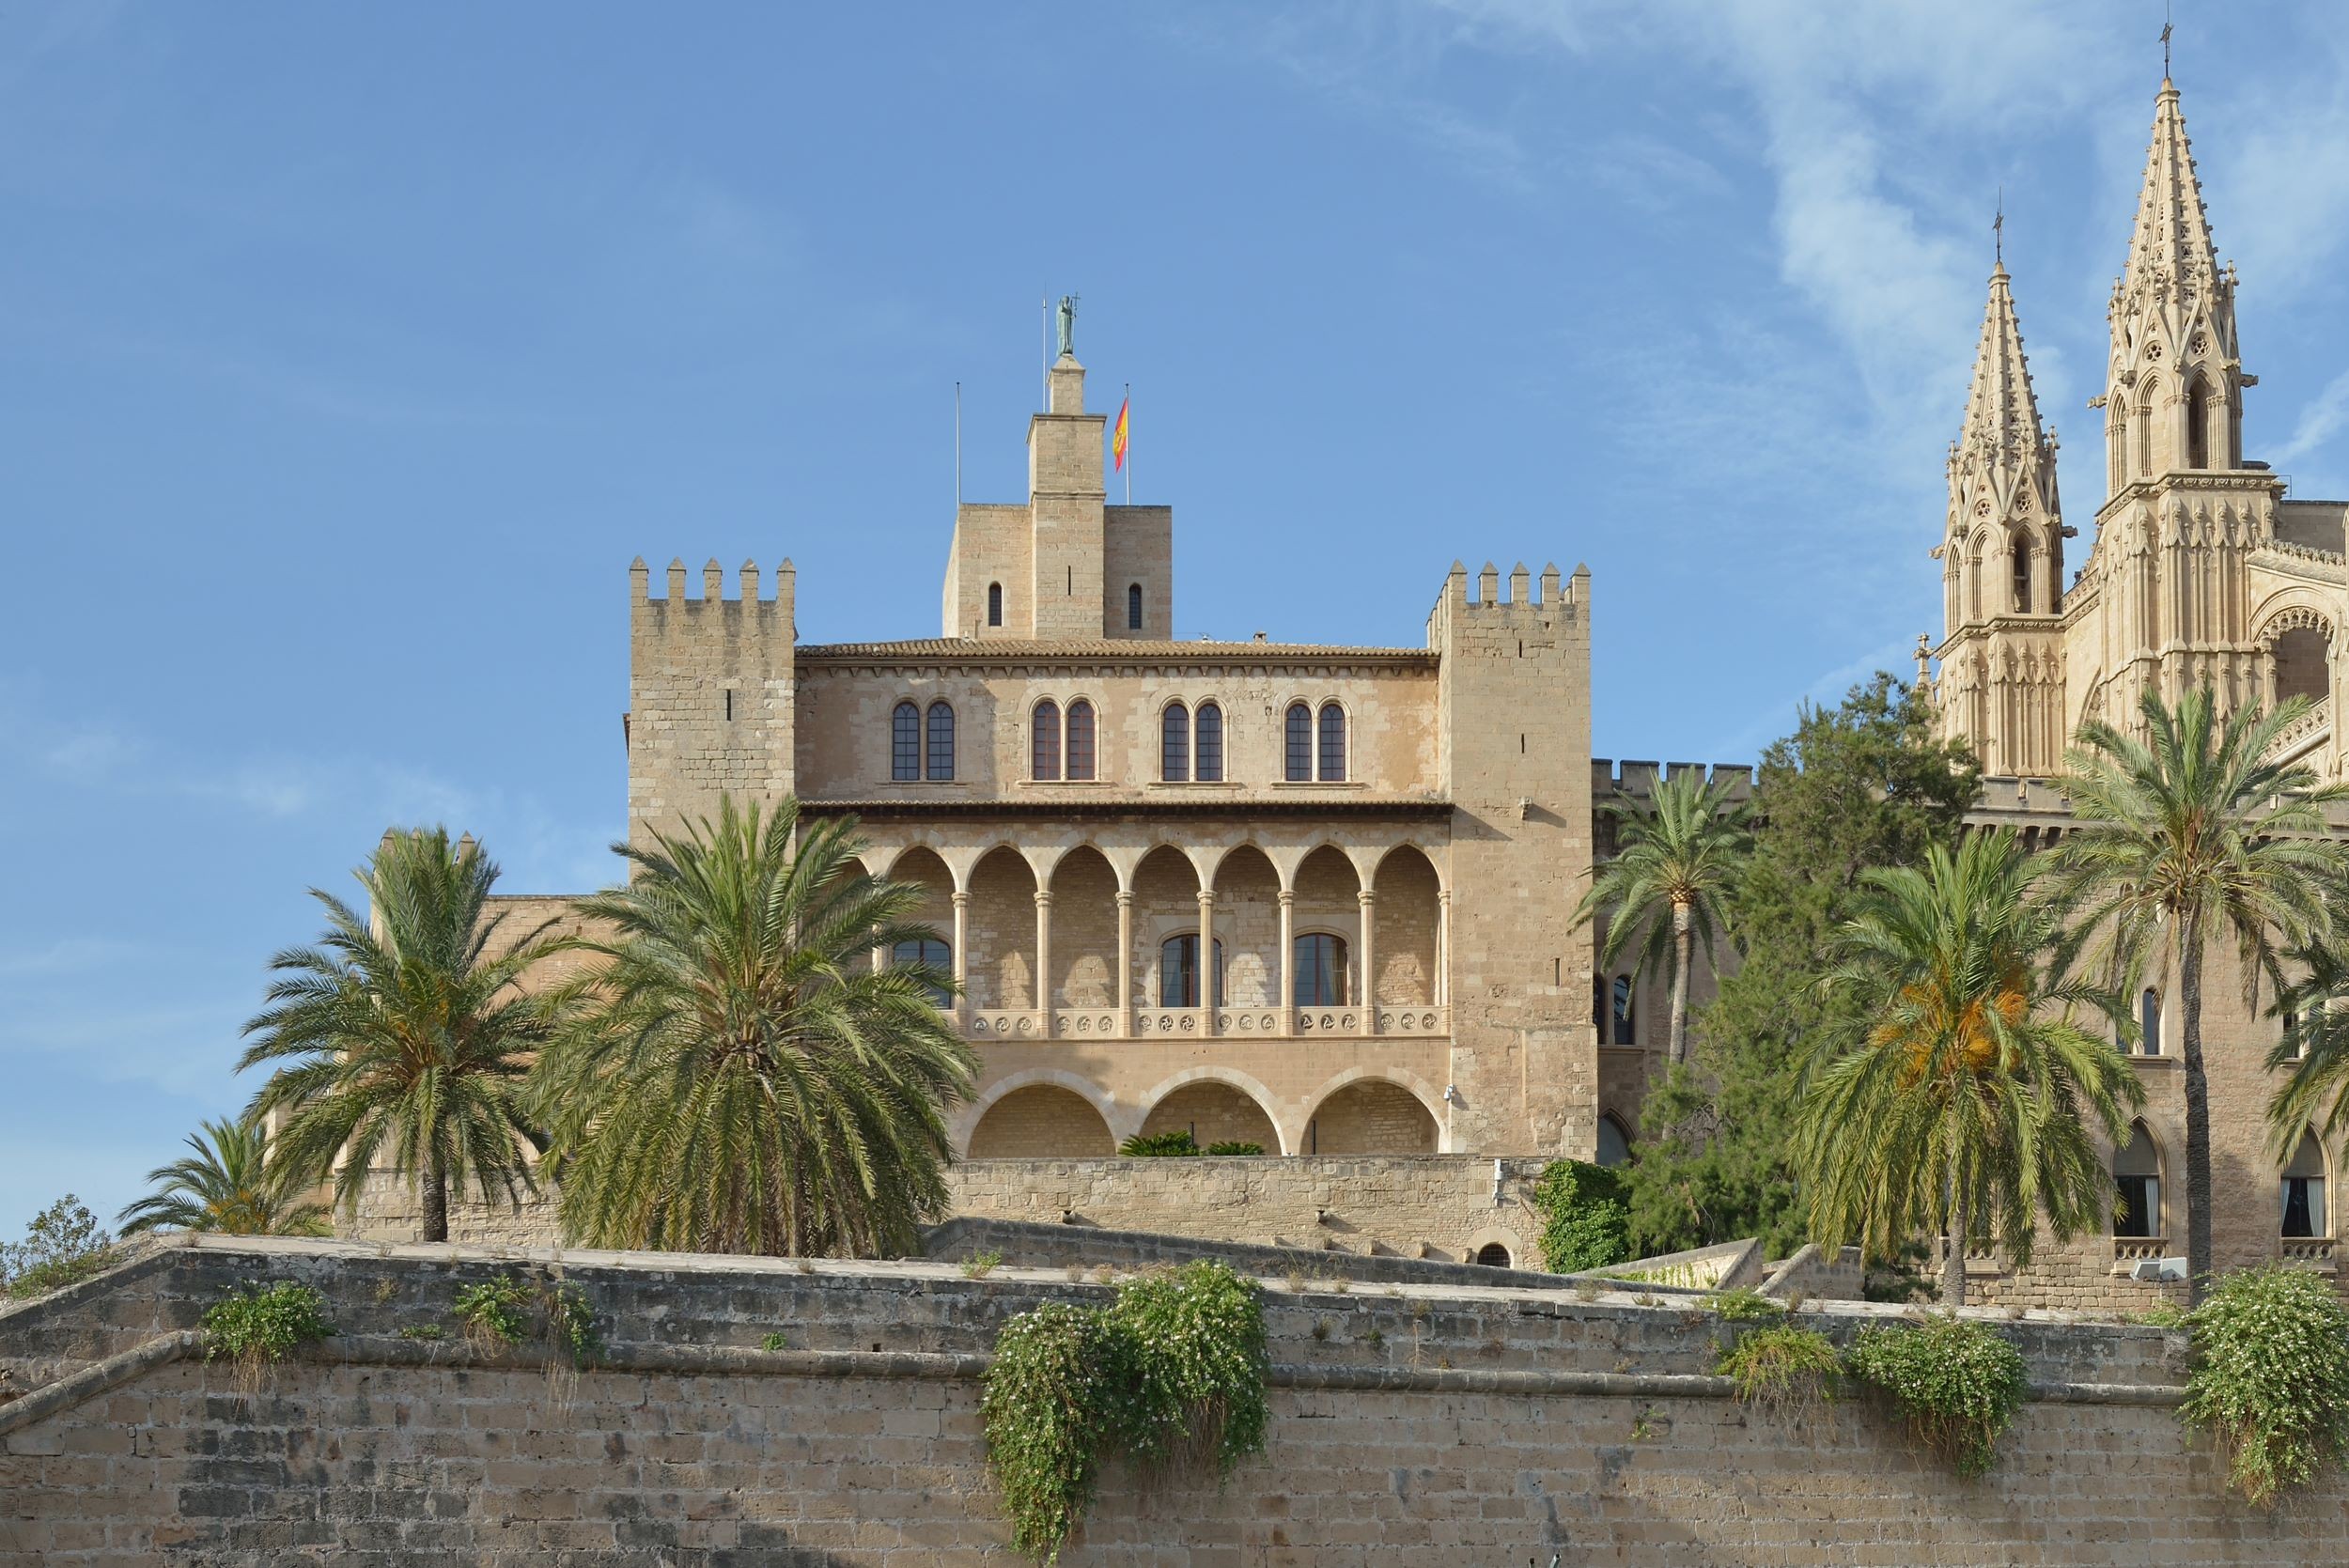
xmin=1034 ymin=889 xmax=1054 ymax=1039
xmin=952 ymin=891 xmax=971 ymax=1033
xmin=1277 ymin=888 xmax=1295 ymax=1035
xmin=1115 ymin=889 xmax=1134 ymax=1036
xmin=1357 ymin=890 xmax=1378 ymax=1035
xmin=1196 ymin=887 xmax=1217 ymax=1038
xmin=1435 ymin=889 xmax=1451 ymax=1007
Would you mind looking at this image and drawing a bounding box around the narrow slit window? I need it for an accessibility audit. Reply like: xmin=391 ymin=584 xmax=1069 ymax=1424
xmin=2139 ymin=988 xmax=2163 ymax=1056
xmin=1032 ymin=700 xmax=1062 ymax=781
xmin=1066 ymin=700 xmax=1096 ymax=781
xmin=1162 ymin=703 xmax=1190 ymax=782
xmin=1317 ymin=703 xmax=1346 ymax=782
xmin=987 ymin=582 xmax=1003 ymax=627
xmin=1611 ymin=975 xmax=1636 ymax=1046
xmin=925 ymin=702 xmax=955 ymax=781
xmin=891 ymin=702 xmax=920 ymax=782
xmin=1195 ymin=702 xmax=1223 ymax=783
xmin=1127 ymin=582 xmax=1143 ymax=630
xmin=1284 ymin=703 xmax=1313 ymax=782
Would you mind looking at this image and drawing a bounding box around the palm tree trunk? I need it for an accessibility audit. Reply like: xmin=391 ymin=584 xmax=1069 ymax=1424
xmin=1670 ymin=903 xmax=1694 ymax=1067
xmin=2177 ymin=917 xmax=2212 ymax=1304
xmin=1943 ymin=1139 xmax=1968 ymax=1309
xmin=421 ymin=1150 xmax=449 ymax=1245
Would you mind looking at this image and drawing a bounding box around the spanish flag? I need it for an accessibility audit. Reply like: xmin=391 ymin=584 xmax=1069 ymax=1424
xmin=1112 ymin=396 xmax=1130 ymax=472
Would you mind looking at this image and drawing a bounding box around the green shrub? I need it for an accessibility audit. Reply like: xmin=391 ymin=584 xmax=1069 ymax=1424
xmin=1704 ymin=1286 xmax=1784 ymax=1322
xmin=2178 ymin=1264 xmax=2349 ymax=1503
xmin=545 ymin=1280 xmax=603 ymax=1369
xmin=1 ymin=1197 xmax=116 ymax=1299
xmin=203 ymin=1281 xmax=333 ymax=1393
xmin=1118 ymin=1130 xmax=1202 ymax=1157
xmin=961 ymin=1250 xmax=1003 ymax=1280
xmin=1717 ymin=1324 xmax=1839 ymax=1407
xmin=983 ymin=1261 xmax=1267 ymax=1561
xmin=761 ymin=1331 xmax=790 ymax=1352
xmin=398 ymin=1324 xmax=444 ymax=1343
xmin=1844 ymin=1315 xmax=2028 ymax=1477
xmin=1205 ymin=1141 xmax=1265 ymax=1157
xmin=1532 ymin=1160 xmax=1630 ymax=1273
xmin=454 ymin=1275 xmax=535 ymax=1350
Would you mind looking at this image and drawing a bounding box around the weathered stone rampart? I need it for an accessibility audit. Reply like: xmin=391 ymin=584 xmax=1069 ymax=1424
xmin=5 ymin=1235 xmax=2342 ymax=1564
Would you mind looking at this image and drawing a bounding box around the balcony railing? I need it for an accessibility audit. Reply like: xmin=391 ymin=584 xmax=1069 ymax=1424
xmin=958 ymin=1005 xmax=1449 ymax=1042
xmin=2280 ymin=1236 xmax=2339 ymax=1271
xmin=2109 ymin=1236 xmax=2169 ymax=1273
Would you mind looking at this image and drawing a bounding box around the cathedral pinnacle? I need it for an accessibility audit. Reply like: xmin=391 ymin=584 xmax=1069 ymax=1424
xmin=2122 ymin=76 xmax=2220 ymax=302
xmin=1953 ymin=261 xmax=2047 ymax=505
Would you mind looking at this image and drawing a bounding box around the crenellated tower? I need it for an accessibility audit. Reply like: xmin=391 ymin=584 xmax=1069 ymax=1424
xmin=2069 ymin=76 xmax=2281 ymax=734
xmin=1933 ymin=259 xmax=2069 ymax=774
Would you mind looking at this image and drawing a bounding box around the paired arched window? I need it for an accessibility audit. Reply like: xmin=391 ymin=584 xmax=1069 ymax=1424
xmin=926 ymin=701 xmax=955 ymax=781
xmin=893 ymin=700 xmax=956 ymax=782
xmin=1159 ymin=934 xmax=1224 ymax=1008
xmin=2138 ymin=988 xmax=2163 ymax=1056
xmin=2283 ymin=1130 xmax=2328 ymax=1239
xmin=1161 ymin=703 xmax=1190 ymax=782
xmin=1283 ymin=702 xmax=1347 ymax=781
xmin=1611 ymin=975 xmax=1636 ymax=1046
xmin=1065 ymin=700 xmax=1096 ymax=781
xmin=1127 ymin=582 xmax=1143 ymax=630
xmin=1161 ymin=701 xmax=1224 ymax=782
xmin=892 ymin=702 xmax=921 ymax=781
xmin=1596 ymin=1113 xmax=1632 ymax=1168
xmin=890 ymin=937 xmax=953 ymax=1007
xmin=1292 ymin=932 xmax=1347 ymax=1006
xmin=1033 ymin=700 xmax=1062 ymax=781
xmin=2112 ymin=1122 xmax=2161 ymax=1238
xmin=987 ymin=582 xmax=1004 ymax=628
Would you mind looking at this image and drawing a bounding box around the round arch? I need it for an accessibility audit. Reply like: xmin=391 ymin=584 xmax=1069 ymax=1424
xmin=1138 ymin=1070 xmax=1283 ymax=1155
xmin=959 ymin=1072 xmax=1120 ymax=1159
xmin=1461 ymin=1225 xmax=1531 ymax=1271
xmin=1298 ymin=1069 xmax=1445 ymax=1157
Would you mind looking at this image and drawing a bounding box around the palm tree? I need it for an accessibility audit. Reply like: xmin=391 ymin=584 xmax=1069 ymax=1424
xmin=117 ymin=1117 xmax=330 ymax=1236
xmin=1574 ymin=768 xmax=1754 ymax=1065
xmin=1797 ymin=830 xmax=2140 ymax=1306
xmin=529 ymin=796 xmax=977 ymax=1259
xmin=2047 ymin=688 xmax=2349 ymax=1299
xmin=2265 ymin=938 xmax=2349 ymax=1155
xmin=241 ymin=828 xmax=569 ymax=1243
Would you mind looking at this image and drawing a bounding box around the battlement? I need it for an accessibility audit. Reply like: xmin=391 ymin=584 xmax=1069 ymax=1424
xmin=630 ymin=554 xmax=797 ymax=614
xmin=1592 ymin=759 xmax=1756 ymax=801
xmin=1423 ymin=558 xmax=1584 ymax=645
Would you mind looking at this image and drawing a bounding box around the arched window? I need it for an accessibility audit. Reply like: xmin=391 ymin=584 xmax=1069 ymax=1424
xmin=1292 ymin=932 xmax=1348 ymax=1006
xmin=2011 ymin=536 xmax=2031 ymax=614
xmin=2108 ymin=397 xmax=2130 ymax=491
xmin=2284 ymin=1008 xmax=2305 ymax=1063
xmin=1596 ymin=1113 xmax=1632 ymax=1169
xmin=2186 ymin=376 xmax=2212 ymax=470
xmin=1474 ymin=1242 xmax=1513 ymax=1268
xmin=2135 ymin=380 xmax=2155 ymax=477
xmin=2283 ymin=1130 xmax=2328 ymax=1238
xmin=1317 ymin=703 xmax=1346 ymax=782
xmin=1611 ymin=975 xmax=1636 ymax=1046
xmin=891 ymin=701 xmax=921 ymax=782
xmin=987 ymin=582 xmax=1003 ymax=627
xmin=1032 ymin=700 xmax=1062 ymax=781
xmin=1161 ymin=702 xmax=1190 ymax=782
xmin=890 ymin=937 xmax=953 ymax=1007
xmin=1159 ymin=934 xmax=1224 ymax=1008
xmin=2139 ymin=988 xmax=2163 ymax=1056
xmin=1284 ymin=703 xmax=1313 ymax=782
xmin=1195 ymin=702 xmax=1224 ymax=783
xmin=2113 ymin=1122 xmax=2161 ymax=1238
xmin=1127 ymin=582 xmax=1143 ymax=630
xmin=925 ymin=701 xmax=955 ymax=781
xmin=1065 ymin=700 xmax=1095 ymax=782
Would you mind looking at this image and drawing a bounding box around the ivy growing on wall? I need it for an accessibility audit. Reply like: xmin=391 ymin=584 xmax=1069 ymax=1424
xmin=982 ymin=1261 xmax=1268 ymax=1562
xmin=1843 ymin=1314 xmax=2028 ymax=1477
xmin=1531 ymin=1158 xmax=1630 ymax=1273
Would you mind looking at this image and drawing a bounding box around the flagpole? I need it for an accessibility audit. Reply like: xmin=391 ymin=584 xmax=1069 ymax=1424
xmin=954 ymin=381 xmax=962 ymax=506
xmin=1040 ymin=298 xmax=1050 ymax=407
xmin=1123 ymin=381 xmax=1131 ymax=505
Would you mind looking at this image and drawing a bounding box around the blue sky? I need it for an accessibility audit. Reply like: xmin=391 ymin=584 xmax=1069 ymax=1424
xmin=8 ymin=2 xmax=2349 ymax=1230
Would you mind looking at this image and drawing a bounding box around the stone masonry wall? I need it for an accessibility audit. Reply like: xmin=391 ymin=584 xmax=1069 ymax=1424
xmin=7 ymin=1235 xmax=2342 ymax=1566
